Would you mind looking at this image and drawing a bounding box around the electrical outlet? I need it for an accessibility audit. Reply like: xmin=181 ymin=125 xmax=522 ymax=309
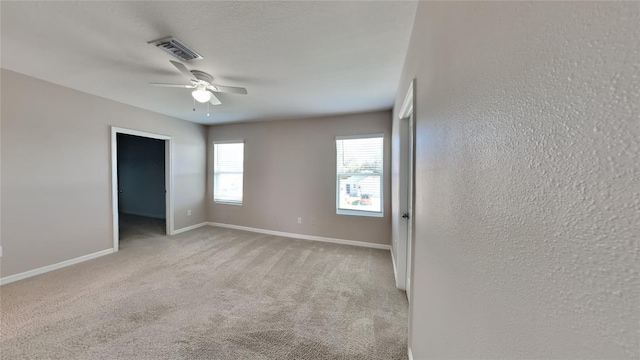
xmin=187 ymin=210 xmax=192 ymax=216
xmin=297 ymin=217 xmax=302 ymax=224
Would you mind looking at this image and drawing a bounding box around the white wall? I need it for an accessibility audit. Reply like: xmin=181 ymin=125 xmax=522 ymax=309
xmin=394 ymin=2 xmax=639 ymax=358
xmin=1 ymin=69 xmax=208 ymax=277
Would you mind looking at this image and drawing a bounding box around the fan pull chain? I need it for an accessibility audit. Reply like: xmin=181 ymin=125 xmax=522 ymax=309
xmin=207 ymin=102 xmax=210 ymax=116
xmin=193 ymin=98 xmax=196 ymax=112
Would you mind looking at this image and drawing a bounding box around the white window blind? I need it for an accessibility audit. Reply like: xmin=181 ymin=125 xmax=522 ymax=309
xmin=336 ymin=135 xmax=384 ymax=217
xmin=213 ymin=142 xmax=244 ymax=204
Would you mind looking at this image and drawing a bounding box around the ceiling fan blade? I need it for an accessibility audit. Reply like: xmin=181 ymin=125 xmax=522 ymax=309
xmin=211 ymin=85 xmax=248 ymax=95
xmin=169 ymin=60 xmax=195 ymax=80
xmin=208 ymin=91 xmax=222 ymax=105
xmin=150 ymin=82 xmax=195 ymax=88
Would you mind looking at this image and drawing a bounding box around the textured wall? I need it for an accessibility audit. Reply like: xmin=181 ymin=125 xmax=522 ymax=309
xmin=1 ymin=70 xmax=208 ymax=277
xmin=208 ymin=111 xmax=392 ymax=245
xmin=393 ymin=2 xmax=639 ymax=358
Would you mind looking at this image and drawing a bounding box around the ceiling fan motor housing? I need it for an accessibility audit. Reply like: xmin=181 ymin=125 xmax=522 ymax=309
xmin=190 ymin=70 xmax=213 ymax=84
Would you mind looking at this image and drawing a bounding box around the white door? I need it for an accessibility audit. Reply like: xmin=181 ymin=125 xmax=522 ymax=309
xmin=405 ymin=113 xmax=414 ymax=299
xmin=396 ymin=80 xmax=414 ymax=299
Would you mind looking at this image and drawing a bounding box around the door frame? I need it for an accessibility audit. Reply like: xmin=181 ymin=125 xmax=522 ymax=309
xmin=110 ymin=126 xmax=173 ymax=251
xmin=396 ymin=79 xmax=415 ymax=296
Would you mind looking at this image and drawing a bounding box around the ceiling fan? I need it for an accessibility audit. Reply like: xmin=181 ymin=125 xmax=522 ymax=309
xmin=151 ymin=60 xmax=247 ymax=115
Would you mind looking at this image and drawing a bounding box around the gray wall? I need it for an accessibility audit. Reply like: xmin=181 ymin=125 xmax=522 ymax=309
xmin=117 ymin=134 xmax=166 ymax=219
xmin=394 ymin=2 xmax=639 ymax=359
xmin=208 ymin=111 xmax=392 ymax=245
xmin=1 ymin=69 xmax=208 ymax=277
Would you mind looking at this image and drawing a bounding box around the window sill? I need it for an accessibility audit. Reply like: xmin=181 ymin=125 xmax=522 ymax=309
xmin=336 ymin=209 xmax=383 ymax=218
xmin=214 ymin=201 xmax=242 ymax=206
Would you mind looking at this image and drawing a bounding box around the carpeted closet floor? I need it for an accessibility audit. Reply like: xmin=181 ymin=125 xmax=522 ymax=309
xmin=0 ymin=224 xmax=408 ymax=359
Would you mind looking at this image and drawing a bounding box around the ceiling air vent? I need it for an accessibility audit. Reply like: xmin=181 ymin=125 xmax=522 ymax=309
xmin=148 ymin=36 xmax=203 ymax=62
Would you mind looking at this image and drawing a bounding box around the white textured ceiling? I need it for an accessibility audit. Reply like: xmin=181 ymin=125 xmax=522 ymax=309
xmin=0 ymin=1 xmax=417 ymax=124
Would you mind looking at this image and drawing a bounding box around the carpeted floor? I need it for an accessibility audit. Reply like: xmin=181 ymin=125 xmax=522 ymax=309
xmin=0 ymin=222 xmax=408 ymax=359
xmin=118 ymin=212 xmax=166 ymax=241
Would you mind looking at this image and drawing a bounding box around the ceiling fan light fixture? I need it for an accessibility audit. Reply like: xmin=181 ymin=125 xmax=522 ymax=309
xmin=191 ymin=88 xmax=211 ymax=103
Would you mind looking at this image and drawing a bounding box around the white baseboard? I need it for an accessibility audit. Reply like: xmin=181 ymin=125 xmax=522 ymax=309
xmin=408 ymin=346 xmax=414 ymax=360
xmin=0 ymin=248 xmax=114 ymax=286
xmin=0 ymin=223 xmax=388 ymax=286
xmin=172 ymin=222 xmax=209 ymax=235
xmin=391 ymin=248 xmax=399 ymax=286
xmin=208 ymin=222 xmax=391 ymax=250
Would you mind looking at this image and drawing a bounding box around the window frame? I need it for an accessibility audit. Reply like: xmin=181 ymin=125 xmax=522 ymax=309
xmin=335 ymin=134 xmax=384 ymax=218
xmin=213 ymin=140 xmax=245 ymax=206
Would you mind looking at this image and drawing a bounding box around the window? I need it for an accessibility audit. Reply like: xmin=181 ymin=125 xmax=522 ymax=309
xmin=213 ymin=142 xmax=244 ymax=205
xmin=336 ymin=135 xmax=384 ymax=217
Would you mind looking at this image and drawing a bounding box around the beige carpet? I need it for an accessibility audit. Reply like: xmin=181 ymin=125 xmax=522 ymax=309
xmin=118 ymin=212 xmax=167 ymax=239
xmin=0 ymin=223 xmax=408 ymax=359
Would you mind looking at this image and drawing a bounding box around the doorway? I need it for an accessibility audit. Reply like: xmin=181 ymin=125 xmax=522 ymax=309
xmin=396 ymin=80 xmax=415 ymax=299
xmin=111 ymin=127 xmax=173 ymax=251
